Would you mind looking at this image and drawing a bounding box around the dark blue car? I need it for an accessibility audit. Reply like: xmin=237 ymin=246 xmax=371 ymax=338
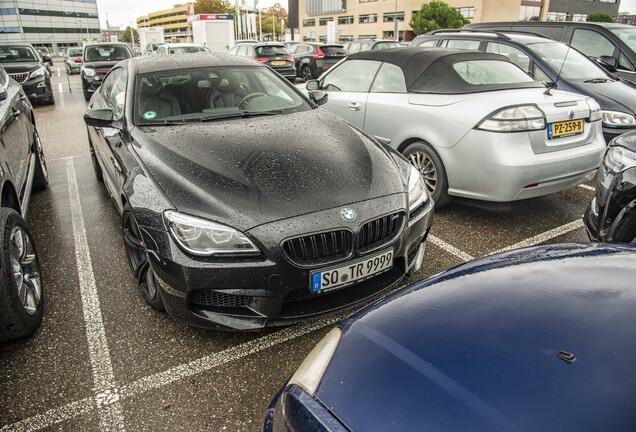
xmin=411 ymin=31 xmax=636 ymax=143
xmin=265 ymin=243 xmax=636 ymax=431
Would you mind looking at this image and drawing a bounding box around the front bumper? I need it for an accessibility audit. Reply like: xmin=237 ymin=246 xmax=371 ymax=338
xmin=21 ymin=76 xmax=51 ymax=102
xmin=142 ymin=195 xmax=434 ymax=331
xmin=82 ymin=73 xmax=105 ymax=93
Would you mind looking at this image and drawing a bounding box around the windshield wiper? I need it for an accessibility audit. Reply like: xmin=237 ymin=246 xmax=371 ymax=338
xmin=583 ymin=78 xmax=612 ymax=83
xmin=199 ymin=110 xmax=284 ymax=122
xmin=140 ymin=119 xmax=196 ymax=126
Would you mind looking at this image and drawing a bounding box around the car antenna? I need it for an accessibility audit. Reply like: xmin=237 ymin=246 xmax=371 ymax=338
xmin=545 ymin=44 xmax=571 ymax=96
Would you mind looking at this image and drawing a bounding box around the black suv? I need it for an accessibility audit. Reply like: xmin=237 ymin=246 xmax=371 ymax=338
xmin=411 ymin=30 xmax=636 ymax=143
xmin=227 ymin=43 xmax=296 ymax=81
xmin=82 ymin=43 xmax=133 ymax=101
xmin=289 ymin=43 xmax=347 ymax=81
xmin=0 ymin=43 xmax=54 ymax=105
xmin=0 ymin=65 xmax=48 ymax=342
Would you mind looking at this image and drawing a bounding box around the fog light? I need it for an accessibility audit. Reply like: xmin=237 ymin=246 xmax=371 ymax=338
xmin=36 ymin=81 xmax=46 ymax=88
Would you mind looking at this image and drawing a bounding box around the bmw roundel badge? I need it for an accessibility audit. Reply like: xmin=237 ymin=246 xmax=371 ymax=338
xmin=340 ymin=208 xmax=357 ymax=222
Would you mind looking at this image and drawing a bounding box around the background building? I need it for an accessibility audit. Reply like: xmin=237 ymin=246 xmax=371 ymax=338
xmin=0 ymin=0 xmax=100 ymax=53
xmin=136 ymin=3 xmax=192 ymax=43
xmin=101 ymin=25 xmax=124 ymax=43
xmin=547 ymin=0 xmax=620 ymax=22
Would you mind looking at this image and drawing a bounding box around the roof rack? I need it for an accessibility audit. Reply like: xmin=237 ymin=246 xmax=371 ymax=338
xmin=428 ymin=28 xmax=551 ymax=40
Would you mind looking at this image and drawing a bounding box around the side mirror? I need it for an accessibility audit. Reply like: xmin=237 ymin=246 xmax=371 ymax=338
xmin=84 ymin=108 xmax=114 ymax=127
xmin=306 ymin=79 xmax=320 ymax=91
xmin=598 ymin=55 xmax=618 ymax=72
xmin=308 ymin=90 xmax=328 ymax=106
xmin=0 ymin=84 xmax=7 ymax=101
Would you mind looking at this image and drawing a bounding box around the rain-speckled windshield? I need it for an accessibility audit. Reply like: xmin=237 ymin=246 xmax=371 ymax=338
xmin=0 ymin=46 xmax=38 ymax=62
xmin=135 ymin=66 xmax=311 ymax=125
xmin=84 ymin=45 xmax=131 ymax=62
xmin=610 ymin=27 xmax=636 ymax=53
xmin=527 ymin=42 xmax=609 ymax=81
xmin=452 ymin=60 xmax=535 ymax=85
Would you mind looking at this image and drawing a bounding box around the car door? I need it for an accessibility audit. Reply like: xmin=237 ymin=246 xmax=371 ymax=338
xmin=87 ymin=68 xmax=127 ymax=201
xmin=317 ymin=59 xmax=381 ymax=129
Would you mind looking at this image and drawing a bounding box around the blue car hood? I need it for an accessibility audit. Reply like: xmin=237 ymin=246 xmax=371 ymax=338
xmin=567 ymin=79 xmax=636 ymax=114
xmin=315 ymin=243 xmax=636 ymax=431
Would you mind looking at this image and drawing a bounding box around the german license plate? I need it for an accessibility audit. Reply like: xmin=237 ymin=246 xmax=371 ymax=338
xmin=548 ymin=119 xmax=584 ymax=139
xmin=310 ymin=249 xmax=393 ymax=294
xmin=271 ymin=60 xmax=285 ymax=65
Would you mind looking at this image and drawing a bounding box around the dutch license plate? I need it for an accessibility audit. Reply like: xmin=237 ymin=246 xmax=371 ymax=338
xmin=272 ymin=60 xmax=285 ymax=65
xmin=548 ymin=119 xmax=584 ymax=139
xmin=310 ymin=250 xmax=393 ymax=294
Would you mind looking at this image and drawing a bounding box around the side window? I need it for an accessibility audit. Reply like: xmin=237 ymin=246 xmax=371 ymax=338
xmin=533 ymin=64 xmax=551 ymax=85
xmin=442 ymin=39 xmax=480 ymax=50
xmin=107 ymin=69 xmax=127 ymax=120
xmin=619 ymin=53 xmax=635 ymax=71
xmin=321 ymin=59 xmax=381 ymax=92
xmin=360 ymin=43 xmax=372 ymax=51
xmin=228 ymin=46 xmax=239 ymax=55
xmin=486 ymin=42 xmax=531 ymax=73
xmin=370 ymin=63 xmax=406 ymax=93
xmin=348 ymin=43 xmax=360 ymax=54
xmin=416 ymin=40 xmax=438 ymax=48
xmin=571 ymin=29 xmax=616 ymax=60
xmin=237 ymin=45 xmax=247 ymax=56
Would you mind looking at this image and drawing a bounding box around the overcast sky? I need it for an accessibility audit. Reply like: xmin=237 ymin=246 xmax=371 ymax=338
xmin=96 ymin=0 xmax=289 ymax=29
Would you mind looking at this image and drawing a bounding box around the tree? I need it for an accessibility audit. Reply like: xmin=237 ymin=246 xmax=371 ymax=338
xmin=122 ymin=26 xmax=138 ymax=44
xmin=194 ymin=0 xmax=233 ymax=15
xmin=260 ymin=3 xmax=287 ymax=40
xmin=586 ymin=13 xmax=615 ymax=23
xmin=409 ymin=0 xmax=469 ymax=35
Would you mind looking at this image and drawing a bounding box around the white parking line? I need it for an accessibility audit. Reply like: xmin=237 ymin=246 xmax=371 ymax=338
xmin=428 ymin=235 xmax=475 ymax=262
xmin=493 ymin=220 xmax=585 ymax=254
xmin=578 ymin=184 xmax=595 ymax=192
xmin=57 ymin=68 xmax=60 ymax=77
xmin=0 ymin=398 xmax=94 ymax=432
xmin=66 ymin=159 xmax=125 ymax=431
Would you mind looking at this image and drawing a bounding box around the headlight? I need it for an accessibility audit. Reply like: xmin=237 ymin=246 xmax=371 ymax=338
xmin=602 ymin=111 xmax=636 ymax=127
xmin=83 ymin=67 xmax=96 ymax=77
xmin=604 ymin=145 xmax=636 ymax=173
xmin=164 ymin=211 xmax=260 ymax=256
xmin=477 ymin=105 xmax=546 ymax=132
xmin=30 ymin=67 xmax=46 ymax=78
xmin=288 ymin=327 xmax=341 ymax=394
xmin=408 ymin=164 xmax=428 ymax=211
xmin=586 ymin=98 xmax=602 ymax=122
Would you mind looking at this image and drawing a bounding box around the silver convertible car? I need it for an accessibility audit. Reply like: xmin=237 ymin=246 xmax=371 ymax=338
xmin=304 ymin=48 xmax=606 ymax=206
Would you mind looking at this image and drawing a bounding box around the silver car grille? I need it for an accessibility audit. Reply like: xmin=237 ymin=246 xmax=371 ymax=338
xmin=9 ymin=72 xmax=28 ymax=83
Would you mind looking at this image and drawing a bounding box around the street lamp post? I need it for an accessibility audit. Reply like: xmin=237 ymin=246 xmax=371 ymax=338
xmin=259 ymin=9 xmax=263 ymax=41
xmin=393 ymin=0 xmax=399 ymax=41
xmin=272 ymin=10 xmax=275 ymax=41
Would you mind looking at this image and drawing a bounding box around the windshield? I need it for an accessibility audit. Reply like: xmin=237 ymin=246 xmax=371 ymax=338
xmin=610 ymin=27 xmax=636 ymax=53
xmin=68 ymin=49 xmax=83 ymax=57
xmin=169 ymin=46 xmax=209 ymax=54
xmin=373 ymin=42 xmax=400 ymax=50
xmin=84 ymin=45 xmax=131 ymax=62
xmin=135 ymin=66 xmax=312 ymax=125
xmin=0 ymin=46 xmax=38 ymax=62
xmin=255 ymin=46 xmax=290 ymax=56
xmin=527 ymin=41 xmax=609 ymax=81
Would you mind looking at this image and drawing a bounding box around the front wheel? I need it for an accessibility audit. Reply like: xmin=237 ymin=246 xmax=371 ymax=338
xmin=0 ymin=208 xmax=43 ymax=342
xmin=122 ymin=205 xmax=164 ymax=311
xmin=612 ymin=212 xmax=636 ymax=243
xmin=83 ymin=86 xmax=91 ymax=102
xmin=403 ymin=141 xmax=452 ymax=207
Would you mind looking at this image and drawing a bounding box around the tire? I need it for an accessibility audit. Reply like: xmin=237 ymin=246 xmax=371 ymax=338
xmin=122 ymin=204 xmax=164 ymax=311
xmin=87 ymin=134 xmax=103 ymax=182
xmin=32 ymin=128 xmax=49 ymax=191
xmin=612 ymin=212 xmax=636 ymax=243
xmin=83 ymin=86 xmax=91 ymax=102
xmin=47 ymin=90 xmax=55 ymax=105
xmin=0 ymin=208 xmax=43 ymax=342
xmin=403 ymin=141 xmax=452 ymax=208
xmin=301 ymin=65 xmax=313 ymax=82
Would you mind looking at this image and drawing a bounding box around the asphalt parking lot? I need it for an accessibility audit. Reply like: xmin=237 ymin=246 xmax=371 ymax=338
xmin=0 ymin=66 xmax=595 ymax=431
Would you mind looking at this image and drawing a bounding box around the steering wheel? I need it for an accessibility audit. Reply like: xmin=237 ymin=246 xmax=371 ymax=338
xmin=238 ymin=92 xmax=267 ymax=109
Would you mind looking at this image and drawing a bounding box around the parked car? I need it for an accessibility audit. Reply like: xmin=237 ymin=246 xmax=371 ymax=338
xmin=82 ymin=53 xmax=434 ymax=331
xmin=0 ymin=65 xmax=48 ymax=342
xmin=343 ymin=39 xmax=400 ymax=54
xmin=411 ymin=30 xmax=636 ymax=143
xmin=64 ymin=47 xmax=83 ymax=75
xmin=155 ymin=43 xmax=210 ymax=55
xmin=0 ymin=43 xmax=54 ymax=105
xmin=288 ymin=43 xmax=348 ymax=81
xmin=584 ymin=130 xmax=636 ymax=243
xmin=36 ymin=47 xmax=52 ymax=66
xmin=265 ymin=242 xmax=636 ymax=431
xmin=143 ymin=42 xmax=166 ymax=56
xmin=81 ymin=43 xmax=133 ymax=101
xmin=465 ymin=21 xmax=636 ymax=87
xmin=227 ymin=43 xmax=296 ymax=81
xmin=303 ymin=48 xmax=605 ymax=206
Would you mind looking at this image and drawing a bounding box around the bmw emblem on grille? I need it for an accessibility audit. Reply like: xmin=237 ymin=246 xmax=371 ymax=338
xmin=568 ymin=110 xmax=575 ymax=120
xmin=340 ymin=208 xmax=357 ymax=222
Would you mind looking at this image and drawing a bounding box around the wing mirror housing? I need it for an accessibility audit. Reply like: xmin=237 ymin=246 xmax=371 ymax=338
xmin=84 ymin=108 xmax=114 ymax=127
xmin=308 ymin=90 xmax=328 ymax=106
xmin=306 ymin=79 xmax=320 ymax=91
xmin=598 ymin=55 xmax=618 ymax=72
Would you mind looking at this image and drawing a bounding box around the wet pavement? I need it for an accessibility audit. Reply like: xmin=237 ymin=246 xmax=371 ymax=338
xmin=0 ymin=68 xmax=593 ymax=431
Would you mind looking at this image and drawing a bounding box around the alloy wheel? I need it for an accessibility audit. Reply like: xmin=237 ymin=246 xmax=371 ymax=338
xmin=409 ymin=151 xmax=437 ymax=195
xmin=302 ymin=67 xmax=312 ymax=82
xmin=122 ymin=212 xmax=157 ymax=300
xmin=10 ymin=226 xmax=42 ymax=315
xmin=35 ymin=131 xmax=48 ymax=181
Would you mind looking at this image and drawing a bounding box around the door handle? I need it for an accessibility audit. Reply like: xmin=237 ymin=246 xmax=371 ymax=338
xmin=348 ymin=102 xmax=361 ymax=111
xmin=12 ymin=108 xmax=20 ymax=117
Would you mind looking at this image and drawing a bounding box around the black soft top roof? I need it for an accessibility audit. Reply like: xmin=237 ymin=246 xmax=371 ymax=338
xmin=348 ymin=47 xmax=543 ymax=93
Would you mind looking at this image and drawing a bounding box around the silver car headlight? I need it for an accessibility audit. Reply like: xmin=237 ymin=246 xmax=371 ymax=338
xmin=30 ymin=67 xmax=46 ymax=78
xmin=83 ymin=67 xmax=96 ymax=77
xmin=164 ymin=211 xmax=260 ymax=256
xmin=602 ymin=111 xmax=636 ymax=127
xmin=288 ymin=327 xmax=341 ymax=394
xmin=408 ymin=164 xmax=428 ymax=211
xmin=477 ymin=105 xmax=546 ymax=132
xmin=604 ymin=145 xmax=636 ymax=173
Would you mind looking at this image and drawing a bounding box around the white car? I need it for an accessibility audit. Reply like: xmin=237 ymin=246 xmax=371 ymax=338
xmin=303 ymin=48 xmax=606 ymax=206
xmin=154 ymin=43 xmax=210 ymax=55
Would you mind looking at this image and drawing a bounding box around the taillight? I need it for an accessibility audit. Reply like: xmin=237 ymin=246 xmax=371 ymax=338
xmin=313 ymin=47 xmax=325 ymax=59
xmin=476 ymin=105 xmax=546 ymax=133
xmin=256 ymin=57 xmax=269 ymax=63
xmin=74 ymin=57 xmax=82 ymax=63
xmin=287 ymin=57 xmax=294 ymax=62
